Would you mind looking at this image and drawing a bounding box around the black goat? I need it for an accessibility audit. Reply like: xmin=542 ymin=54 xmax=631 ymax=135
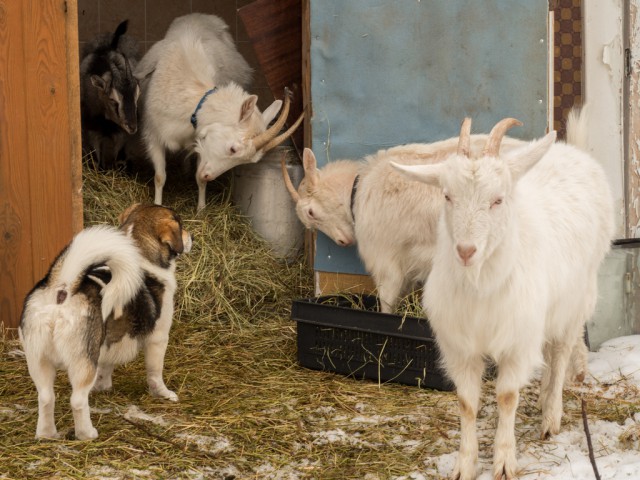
xmin=80 ymin=20 xmax=140 ymax=169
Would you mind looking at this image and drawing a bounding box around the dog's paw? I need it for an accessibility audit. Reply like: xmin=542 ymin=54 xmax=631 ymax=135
xmin=158 ymin=389 xmax=179 ymax=402
xmin=151 ymin=386 xmax=179 ymax=402
xmin=149 ymin=379 xmax=179 ymax=402
xmin=75 ymin=426 xmax=99 ymax=441
xmin=165 ymin=390 xmax=179 ymax=402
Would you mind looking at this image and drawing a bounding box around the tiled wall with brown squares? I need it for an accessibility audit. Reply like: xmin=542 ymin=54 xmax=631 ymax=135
xmin=77 ymin=0 xmax=274 ymax=110
xmin=553 ymin=0 xmax=583 ymax=139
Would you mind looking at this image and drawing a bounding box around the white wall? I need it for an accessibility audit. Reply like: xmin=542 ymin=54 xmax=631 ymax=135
xmin=584 ymin=0 xmax=626 ymax=237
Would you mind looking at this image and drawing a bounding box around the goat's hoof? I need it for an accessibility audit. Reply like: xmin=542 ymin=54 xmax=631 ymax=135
xmin=35 ymin=430 xmax=60 ymax=440
xmin=92 ymin=380 xmax=112 ymax=392
xmin=492 ymin=465 xmax=517 ymax=480
xmin=493 ymin=446 xmax=518 ymax=480
xmin=541 ymin=416 xmax=561 ymax=439
xmin=452 ymin=455 xmax=478 ymax=480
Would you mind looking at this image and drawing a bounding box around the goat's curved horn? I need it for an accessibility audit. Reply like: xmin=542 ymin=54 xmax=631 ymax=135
xmin=280 ymin=157 xmax=300 ymax=203
xmin=252 ymin=88 xmax=293 ymax=151
xmin=458 ymin=117 xmax=472 ymax=157
xmin=483 ymin=118 xmax=523 ymax=157
xmin=259 ymin=110 xmax=305 ymax=153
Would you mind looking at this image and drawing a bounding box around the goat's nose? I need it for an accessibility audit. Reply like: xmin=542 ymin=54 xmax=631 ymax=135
xmin=456 ymin=244 xmax=477 ymax=264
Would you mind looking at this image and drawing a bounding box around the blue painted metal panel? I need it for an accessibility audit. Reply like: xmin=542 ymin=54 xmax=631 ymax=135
xmin=311 ymin=0 xmax=548 ymax=274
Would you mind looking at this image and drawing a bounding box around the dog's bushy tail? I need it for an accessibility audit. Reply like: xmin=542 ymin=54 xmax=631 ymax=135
xmin=55 ymin=225 xmax=143 ymax=320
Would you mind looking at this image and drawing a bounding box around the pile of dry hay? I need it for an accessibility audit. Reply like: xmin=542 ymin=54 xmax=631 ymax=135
xmin=0 ymin=159 xmax=638 ymax=479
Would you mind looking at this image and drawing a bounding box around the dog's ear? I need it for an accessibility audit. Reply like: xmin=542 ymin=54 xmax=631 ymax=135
xmin=119 ymin=203 xmax=142 ymax=225
xmin=159 ymin=219 xmax=184 ymax=255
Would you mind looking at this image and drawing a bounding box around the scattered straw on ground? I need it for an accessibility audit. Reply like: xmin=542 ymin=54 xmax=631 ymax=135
xmin=1 ymin=158 xmax=639 ymax=479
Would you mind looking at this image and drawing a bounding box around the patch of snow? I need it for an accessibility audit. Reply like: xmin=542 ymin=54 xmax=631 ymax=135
xmin=422 ymin=335 xmax=640 ymax=479
xmin=253 ymin=459 xmax=319 ymax=480
xmin=176 ymin=433 xmax=233 ymax=455
xmin=122 ymin=405 xmax=168 ymax=426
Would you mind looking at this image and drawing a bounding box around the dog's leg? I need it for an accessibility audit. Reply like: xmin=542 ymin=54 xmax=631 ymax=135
xmin=68 ymin=362 xmax=98 ymax=440
xmin=30 ymin=359 xmax=59 ymax=439
xmin=93 ymin=362 xmax=115 ymax=392
xmin=144 ymin=332 xmax=178 ymax=402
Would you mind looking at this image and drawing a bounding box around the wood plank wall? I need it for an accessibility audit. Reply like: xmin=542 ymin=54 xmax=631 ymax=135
xmin=0 ymin=0 xmax=82 ymax=331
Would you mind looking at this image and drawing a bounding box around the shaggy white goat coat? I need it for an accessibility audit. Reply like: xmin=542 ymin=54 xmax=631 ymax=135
xmin=136 ymin=13 xmax=284 ymax=210
xmin=392 ymin=114 xmax=614 ymax=480
xmin=290 ymin=136 xmax=526 ymax=313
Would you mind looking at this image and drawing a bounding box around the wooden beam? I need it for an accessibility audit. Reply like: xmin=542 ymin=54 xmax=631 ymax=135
xmin=0 ymin=0 xmax=34 ymax=330
xmin=316 ymin=271 xmax=376 ymax=296
xmin=0 ymin=0 xmax=81 ymax=330
xmin=65 ymin=0 xmax=83 ymax=234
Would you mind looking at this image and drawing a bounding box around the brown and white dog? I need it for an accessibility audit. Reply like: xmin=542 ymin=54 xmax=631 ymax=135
xmin=19 ymin=204 xmax=191 ymax=440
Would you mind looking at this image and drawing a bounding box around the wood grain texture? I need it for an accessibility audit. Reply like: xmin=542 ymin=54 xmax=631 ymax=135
xmin=24 ymin=0 xmax=75 ymax=279
xmin=302 ymin=0 xmax=311 ymax=150
xmin=628 ymin=1 xmax=640 ymax=334
xmin=301 ymin=0 xmax=314 ymax=268
xmin=0 ymin=0 xmax=82 ymax=330
xmin=65 ymin=0 xmax=83 ymax=234
xmin=238 ymin=0 xmax=304 ymax=151
xmin=0 ymin=0 xmax=35 ymax=330
xmin=316 ymin=271 xmax=376 ymax=297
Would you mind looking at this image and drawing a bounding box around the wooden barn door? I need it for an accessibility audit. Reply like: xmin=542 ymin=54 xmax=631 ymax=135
xmin=0 ymin=0 xmax=82 ymax=330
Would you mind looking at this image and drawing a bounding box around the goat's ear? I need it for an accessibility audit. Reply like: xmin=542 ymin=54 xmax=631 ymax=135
xmin=505 ymin=131 xmax=556 ymax=181
xmin=390 ymin=161 xmax=443 ymax=188
xmin=302 ymin=148 xmax=319 ymax=190
xmin=240 ymin=95 xmax=258 ymax=122
xmin=262 ymin=99 xmax=283 ymax=125
xmin=90 ymin=72 xmax=111 ymax=91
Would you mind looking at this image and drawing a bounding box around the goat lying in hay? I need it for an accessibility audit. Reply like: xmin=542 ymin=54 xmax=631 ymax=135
xmin=392 ymin=110 xmax=614 ymax=479
xmin=80 ymin=20 xmax=140 ymax=170
xmin=135 ymin=13 xmax=303 ymax=211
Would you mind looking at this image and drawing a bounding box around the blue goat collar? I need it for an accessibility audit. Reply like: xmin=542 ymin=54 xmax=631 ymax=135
xmin=191 ymin=87 xmax=218 ymax=129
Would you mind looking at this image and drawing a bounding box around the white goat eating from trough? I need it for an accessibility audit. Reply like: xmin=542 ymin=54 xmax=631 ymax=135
xmin=136 ymin=13 xmax=303 ymax=210
xmin=391 ymin=113 xmax=614 ymax=480
xmin=282 ymin=135 xmax=527 ymax=313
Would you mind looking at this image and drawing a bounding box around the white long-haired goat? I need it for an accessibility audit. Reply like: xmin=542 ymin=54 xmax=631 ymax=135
xmin=282 ymin=136 xmax=527 ymax=313
xmin=136 ymin=13 xmax=303 ymax=210
xmin=391 ymin=112 xmax=614 ymax=480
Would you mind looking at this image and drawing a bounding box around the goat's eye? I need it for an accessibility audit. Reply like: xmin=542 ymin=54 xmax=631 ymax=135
xmin=491 ymin=198 xmax=503 ymax=208
xmin=444 ymin=194 xmax=452 ymax=203
xmin=308 ymin=208 xmax=315 ymax=219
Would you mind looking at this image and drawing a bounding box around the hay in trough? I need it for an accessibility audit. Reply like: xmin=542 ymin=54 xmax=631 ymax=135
xmin=1 ymin=157 xmax=639 ymax=479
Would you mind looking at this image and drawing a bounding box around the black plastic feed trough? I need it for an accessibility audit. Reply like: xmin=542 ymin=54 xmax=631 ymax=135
xmin=291 ymin=294 xmax=453 ymax=391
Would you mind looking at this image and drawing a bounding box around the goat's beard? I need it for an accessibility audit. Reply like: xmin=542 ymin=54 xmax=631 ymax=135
xmin=463 ymin=262 xmax=483 ymax=290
